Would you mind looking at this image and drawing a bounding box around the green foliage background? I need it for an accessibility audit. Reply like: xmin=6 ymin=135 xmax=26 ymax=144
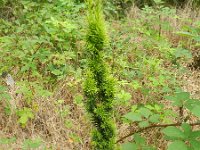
xmin=0 ymin=0 xmax=200 ymax=149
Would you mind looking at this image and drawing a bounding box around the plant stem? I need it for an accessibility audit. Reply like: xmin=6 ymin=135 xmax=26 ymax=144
xmin=116 ymin=122 xmax=200 ymax=143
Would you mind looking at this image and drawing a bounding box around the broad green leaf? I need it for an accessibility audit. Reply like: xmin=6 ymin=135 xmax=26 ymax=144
xmin=191 ymin=105 xmax=200 ymax=117
xmin=138 ymin=121 xmax=149 ymax=128
xmin=121 ymin=142 xmax=138 ymax=150
xmin=134 ymin=134 xmax=146 ymax=145
xmin=124 ymin=112 xmax=142 ymax=122
xmin=149 ymin=114 xmax=160 ymax=123
xmin=181 ymin=123 xmax=191 ymax=137
xmin=184 ymin=99 xmax=200 ymax=110
xmin=143 ymin=146 xmax=156 ymax=150
xmin=190 ymin=130 xmax=200 ymax=138
xmin=164 ymin=95 xmax=182 ymax=106
xmin=165 ymin=92 xmax=190 ymax=107
xmin=162 ymin=126 xmax=185 ymax=139
xmin=138 ymin=107 xmax=152 ymax=118
xmin=190 ymin=139 xmax=200 ymax=150
xmin=176 ymin=92 xmax=190 ymax=101
xmin=168 ymin=140 xmax=188 ymax=150
xmin=174 ymin=49 xmax=192 ymax=59
xmin=164 ymin=95 xmax=177 ymax=101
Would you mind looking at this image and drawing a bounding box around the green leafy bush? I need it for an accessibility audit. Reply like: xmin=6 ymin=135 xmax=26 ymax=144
xmin=0 ymin=0 xmax=85 ymax=128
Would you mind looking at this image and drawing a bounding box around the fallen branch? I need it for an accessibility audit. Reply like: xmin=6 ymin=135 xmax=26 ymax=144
xmin=116 ymin=122 xmax=200 ymax=143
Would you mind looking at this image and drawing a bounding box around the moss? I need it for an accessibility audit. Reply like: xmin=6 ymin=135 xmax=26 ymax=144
xmin=83 ymin=0 xmax=116 ymax=149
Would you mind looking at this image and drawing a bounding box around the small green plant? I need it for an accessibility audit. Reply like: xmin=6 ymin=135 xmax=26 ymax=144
xmin=121 ymin=134 xmax=155 ymax=150
xmin=0 ymin=137 xmax=16 ymax=145
xmin=0 ymin=85 xmax=12 ymax=114
xmin=0 ymin=85 xmax=11 ymax=102
xmin=83 ymin=0 xmax=116 ymax=149
xmin=16 ymin=107 xmax=34 ymax=127
xmin=118 ymin=90 xmax=200 ymax=150
xmin=22 ymin=138 xmax=43 ymax=150
xmin=162 ymin=123 xmax=200 ymax=150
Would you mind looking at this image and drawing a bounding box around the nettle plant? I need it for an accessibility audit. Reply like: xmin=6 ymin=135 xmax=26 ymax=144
xmin=119 ymin=90 xmax=200 ymax=150
xmin=83 ymin=0 xmax=116 ymax=149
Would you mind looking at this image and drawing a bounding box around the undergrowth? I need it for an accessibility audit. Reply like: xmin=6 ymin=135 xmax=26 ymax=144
xmin=0 ymin=0 xmax=200 ymax=149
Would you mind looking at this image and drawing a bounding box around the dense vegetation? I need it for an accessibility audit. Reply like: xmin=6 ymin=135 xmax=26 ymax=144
xmin=0 ymin=0 xmax=200 ymax=149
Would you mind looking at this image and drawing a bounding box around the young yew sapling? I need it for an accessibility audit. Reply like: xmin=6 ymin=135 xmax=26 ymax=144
xmin=83 ymin=0 xmax=116 ymax=149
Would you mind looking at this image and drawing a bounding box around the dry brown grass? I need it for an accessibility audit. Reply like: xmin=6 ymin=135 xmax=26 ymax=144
xmin=0 ymin=78 xmax=92 ymax=150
